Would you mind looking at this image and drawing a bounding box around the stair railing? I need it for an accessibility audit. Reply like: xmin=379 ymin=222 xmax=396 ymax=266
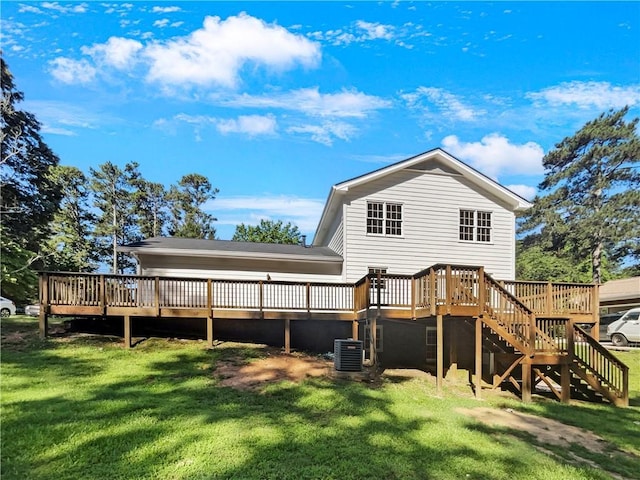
xmin=482 ymin=274 xmax=535 ymax=354
xmin=571 ymin=324 xmax=629 ymax=406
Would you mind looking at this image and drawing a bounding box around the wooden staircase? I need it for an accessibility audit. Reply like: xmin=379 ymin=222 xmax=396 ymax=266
xmin=476 ymin=271 xmax=629 ymax=406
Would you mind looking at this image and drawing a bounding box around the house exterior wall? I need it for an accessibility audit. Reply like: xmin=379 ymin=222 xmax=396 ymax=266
xmin=342 ymin=168 xmax=516 ymax=282
xmin=327 ymin=212 xmax=344 ymax=258
xmin=137 ymin=254 xmax=344 ymax=283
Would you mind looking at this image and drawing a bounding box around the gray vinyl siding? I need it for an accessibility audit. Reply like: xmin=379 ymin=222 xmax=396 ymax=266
xmin=138 ymin=254 xmax=343 ymax=283
xmin=343 ymin=169 xmax=516 ymax=282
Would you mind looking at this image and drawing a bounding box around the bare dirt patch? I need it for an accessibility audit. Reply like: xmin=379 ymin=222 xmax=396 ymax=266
xmin=459 ymin=407 xmax=610 ymax=454
xmin=215 ymin=350 xmax=333 ymax=391
xmin=458 ymin=407 xmax=638 ymax=479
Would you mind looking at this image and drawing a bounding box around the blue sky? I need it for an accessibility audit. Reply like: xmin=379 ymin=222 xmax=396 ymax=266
xmin=2 ymin=1 xmax=639 ymax=240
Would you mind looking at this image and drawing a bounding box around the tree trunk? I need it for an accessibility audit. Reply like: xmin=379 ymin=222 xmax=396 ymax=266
xmin=592 ymin=241 xmax=602 ymax=284
xmin=112 ymin=202 xmax=117 ymax=274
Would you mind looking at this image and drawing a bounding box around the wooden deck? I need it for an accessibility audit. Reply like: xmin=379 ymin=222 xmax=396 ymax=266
xmin=37 ymin=264 xmax=628 ymax=406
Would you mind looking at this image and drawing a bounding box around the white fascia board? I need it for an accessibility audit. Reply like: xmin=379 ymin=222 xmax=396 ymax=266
xmin=335 ymin=149 xmax=532 ymax=212
xmin=119 ymin=247 xmax=343 ymax=264
xmin=312 ymin=187 xmax=343 ymax=246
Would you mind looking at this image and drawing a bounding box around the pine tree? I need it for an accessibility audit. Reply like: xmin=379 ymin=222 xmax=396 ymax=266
xmin=519 ymin=107 xmax=640 ymax=283
xmin=1 ymin=56 xmax=61 ymax=250
xmin=232 ymin=220 xmax=301 ymax=244
xmin=90 ymin=161 xmax=141 ymax=273
xmin=42 ymin=166 xmax=97 ymax=272
xmin=1 ymin=56 xmax=61 ymax=302
xmin=131 ymin=177 xmax=168 ymax=238
xmin=167 ymin=174 xmax=218 ymax=239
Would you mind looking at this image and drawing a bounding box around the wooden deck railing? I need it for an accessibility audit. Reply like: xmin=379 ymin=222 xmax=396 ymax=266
xmin=501 ymin=280 xmax=597 ymax=319
xmin=40 ymin=267 xmax=628 ymax=406
xmin=40 ymin=266 xmax=597 ymax=351
xmin=571 ymin=324 xmax=629 ymax=406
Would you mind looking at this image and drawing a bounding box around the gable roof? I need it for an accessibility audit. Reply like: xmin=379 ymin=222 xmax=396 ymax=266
xmin=119 ymin=237 xmax=342 ymax=264
xmin=313 ymin=148 xmax=533 ymax=245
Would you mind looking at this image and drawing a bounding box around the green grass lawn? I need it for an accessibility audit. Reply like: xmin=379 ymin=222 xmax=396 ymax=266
xmin=2 ymin=316 xmax=639 ymax=480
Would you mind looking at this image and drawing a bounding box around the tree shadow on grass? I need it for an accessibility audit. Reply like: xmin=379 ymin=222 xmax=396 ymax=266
xmin=1 ymin=338 xmax=619 ymax=480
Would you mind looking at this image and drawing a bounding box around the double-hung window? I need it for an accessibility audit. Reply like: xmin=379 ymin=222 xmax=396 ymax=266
xmin=459 ymin=209 xmax=492 ymax=243
xmin=367 ymin=201 xmax=402 ymax=236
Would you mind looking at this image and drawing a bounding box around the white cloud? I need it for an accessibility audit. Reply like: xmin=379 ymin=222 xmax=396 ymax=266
xmin=441 ymin=133 xmax=544 ymax=179
xmin=355 ymin=20 xmax=394 ymax=40
xmin=153 ymin=19 xmax=169 ymax=28
xmin=24 ymin=100 xmax=111 ymax=135
xmin=315 ymin=20 xmax=395 ymax=45
xmin=165 ymin=113 xmax=277 ymax=139
xmin=82 ymin=36 xmax=143 ymax=69
xmin=47 ymin=13 xmax=320 ymax=90
xmin=506 ymin=184 xmax=537 ymax=200
xmin=144 ymin=13 xmax=321 ymax=88
xmin=40 ymin=2 xmax=88 ymax=14
xmin=220 ymin=87 xmax=391 ymax=118
xmin=527 ymin=81 xmax=640 ymax=110
xmin=216 ymin=114 xmax=277 ymax=136
xmin=287 ymin=121 xmax=356 ymax=146
xmin=212 ymin=195 xmax=325 ymax=234
xmin=151 ymin=6 xmax=181 ymax=13
xmin=49 ymin=57 xmax=96 ymax=84
xmin=349 ymin=153 xmax=410 ymax=164
xmin=18 ymin=4 xmax=43 ymax=13
xmin=40 ymin=126 xmax=77 ymax=136
xmin=402 ymin=87 xmax=483 ymax=121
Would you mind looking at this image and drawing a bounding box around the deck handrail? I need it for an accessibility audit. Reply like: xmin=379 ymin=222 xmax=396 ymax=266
xmin=571 ymin=324 xmax=629 ymax=405
xmin=500 ymin=279 xmax=597 ymax=318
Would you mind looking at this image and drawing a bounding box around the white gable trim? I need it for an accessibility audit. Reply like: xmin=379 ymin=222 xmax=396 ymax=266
xmin=313 ymin=148 xmax=532 ymax=245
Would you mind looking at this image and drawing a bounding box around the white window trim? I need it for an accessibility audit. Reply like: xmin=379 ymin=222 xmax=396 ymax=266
xmin=366 ymin=201 xmax=404 ymax=238
xmin=458 ymin=209 xmax=493 ymax=244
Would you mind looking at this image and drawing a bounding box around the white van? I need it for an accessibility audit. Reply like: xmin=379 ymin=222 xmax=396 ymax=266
xmin=607 ymin=307 xmax=640 ymax=346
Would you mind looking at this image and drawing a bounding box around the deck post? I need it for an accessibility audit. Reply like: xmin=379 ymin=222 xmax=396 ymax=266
xmin=475 ymin=316 xmax=482 ymax=399
xmin=306 ymin=283 xmax=311 ymax=318
xmin=352 ymin=320 xmax=358 ymax=340
xmin=477 ymin=267 xmax=485 ymax=312
xmin=154 ymin=277 xmax=160 ymax=317
xmin=39 ymin=311 xmax=49 ymax=339
xmin=99 ymin=274 xmax=106 ymax=315
xmin=39 ymin=273 xmax=49 ymax=339
xmin=259 ymin=281 xmax=264 ymax=318
xmin=561 ymin=362 xmax=571 ymax=404
xmin=284 ymin=318 xmax=291 ymax=354
xmin=411 ymin=277 xmax=416 ymax=319
xmin=207 ymin=316 xmax=214 ymax=348
xmin=446 ymin=265 xmax=453 ymax=312
xmin=592 ymin=283 xmax=600 ymax=341
xmin=124 ymin=315 xmax=132 ymax=349
xmin=436 ymin=314 xmax=444 ymax=394
xmin=521 ymin=363 xmax=532 ymax=403
xmin=429 ymin=268 xmax=436 ymax=316
xmin=546 ymin=281 xmax=553 ymax=316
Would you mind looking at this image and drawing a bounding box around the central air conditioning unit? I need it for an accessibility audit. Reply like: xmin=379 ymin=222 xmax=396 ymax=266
xmin=334 ymin=339 xmax=363 ymax=372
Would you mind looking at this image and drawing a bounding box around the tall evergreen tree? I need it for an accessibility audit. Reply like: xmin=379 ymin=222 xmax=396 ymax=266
xmin=42 ymin=166 xmax=97 ymax=272
xmin=1 ymin=56 xmax=61 ymax=302
xmin=132 ymin=179 xmax=168 ymax=238
xmin=232 ymin=219 xmax=301 ymax=244
xmin=1 ymin=56 xmax=61 ymax=250
xmin=519 ymin=107 xmax=640 ymax=283
xmin=90 ymin=161 xmax=140 ymax=273
xmin=167 ymin=173 xmax=218 ymax=239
